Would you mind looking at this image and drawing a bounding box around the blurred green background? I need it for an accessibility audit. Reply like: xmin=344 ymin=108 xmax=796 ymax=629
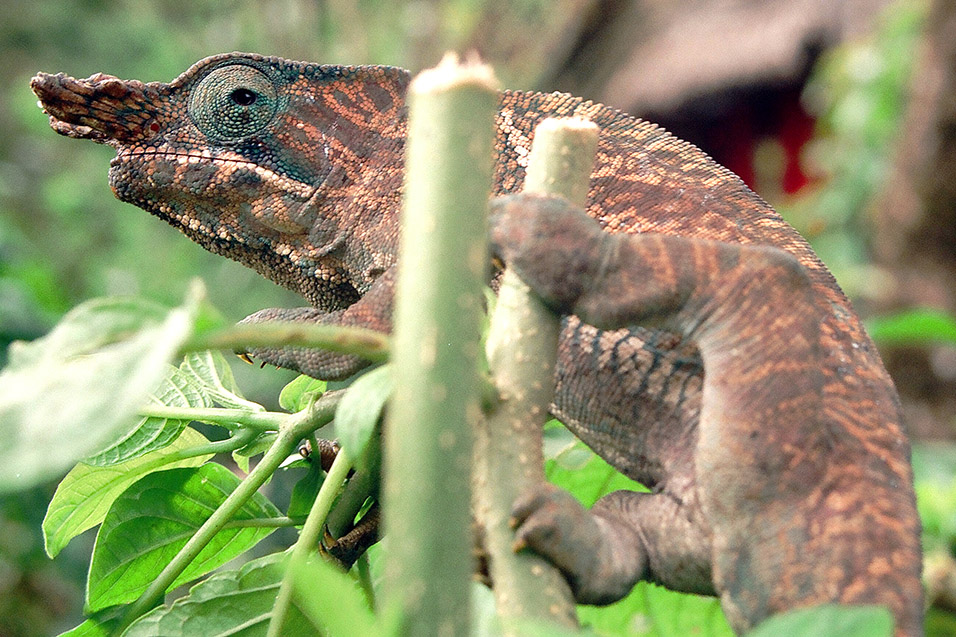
xmin=2 ymin=0 xmax=955 ymax=634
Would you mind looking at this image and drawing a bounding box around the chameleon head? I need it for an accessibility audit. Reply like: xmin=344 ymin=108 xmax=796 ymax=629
xmin=30 ymin=54 xmax=344 ymax=245
xmin=30 ymin=53 xmax=409 ymax=298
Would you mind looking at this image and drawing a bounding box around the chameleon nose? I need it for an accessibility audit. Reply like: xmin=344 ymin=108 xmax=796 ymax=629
xmin=31 ymin=71 xmax=160 ymax=144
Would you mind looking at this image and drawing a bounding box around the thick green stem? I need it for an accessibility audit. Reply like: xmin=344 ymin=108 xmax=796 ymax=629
xmin=477 ymin=117 xmax=599 ymax=631
xmin=384 ymin=54 xmax=499 ymax=637
xmin=182 ymin=321 xmax=389 ymax=362
xmin=268 ymin=448 xmax=354 ymax=637
xmin=119 ymin=391 xmax=341 ymax=631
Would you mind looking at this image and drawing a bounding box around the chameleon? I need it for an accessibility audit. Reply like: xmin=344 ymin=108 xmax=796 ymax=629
xmin=31 ymin=52 xmax=923 ymax=634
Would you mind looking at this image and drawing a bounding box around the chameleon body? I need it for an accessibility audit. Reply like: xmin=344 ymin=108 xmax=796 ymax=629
xmin=31 ymin=52 xmax=922 ymax=634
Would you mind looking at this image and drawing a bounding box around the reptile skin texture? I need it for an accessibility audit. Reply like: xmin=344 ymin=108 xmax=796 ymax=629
xmin=31 ymin=52 xmax=923 ymax=635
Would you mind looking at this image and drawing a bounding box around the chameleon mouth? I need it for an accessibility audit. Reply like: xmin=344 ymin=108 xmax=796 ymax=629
xmin=109 ymin=147 xmax=322 ymax=237
xmin=113 ymin=147 xmax=258 ymax=170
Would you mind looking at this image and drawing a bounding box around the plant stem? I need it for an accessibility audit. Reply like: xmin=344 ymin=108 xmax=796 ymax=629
xmin=477 ymin=117 xmax=599 ymax=631
xmin=384 ymin=54 xmax=499 ymax=637
xmin=138 ymin=405 xmax=289 ymax=433
xmin=127 ymin=428 xmax=257 ymax=472
xmin=326 ymin=439 xmax=380 ymax=539
xmin=181 ymin=321 xmax=389 ymax=362
xmin=118 ymin=391 xmax=341 ymax=632
xmin=222 ymin=516 xmax=306 ymax=529
xmin=267 ymin=448 xmax=354 ymax=637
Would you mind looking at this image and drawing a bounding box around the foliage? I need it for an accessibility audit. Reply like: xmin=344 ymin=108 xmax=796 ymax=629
xmin=0 ymin=293 xmax=202 ymax=489
xmin=0 ymin=283 xmax=907 ymax=635
xmin=867 ymin=308 xmax=956 ymax=346
xmin=746 ymin=605 xmax=892 ymax=637
xmin=782 ymin=0 xmax=928 ymax=298
xmin=0 ymin=283 xmax=390 ymax=634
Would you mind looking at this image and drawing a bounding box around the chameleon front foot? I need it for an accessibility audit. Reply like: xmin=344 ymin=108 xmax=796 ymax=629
xmin=511 ymin=482 xmax=645 ymax=606
xmin=322 ymin=505 xmax=380 ymax=569
xmin=238 ymin=307 xmax=371 ymax=380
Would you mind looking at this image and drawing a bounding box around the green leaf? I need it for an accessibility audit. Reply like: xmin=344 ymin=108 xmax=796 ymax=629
xmin=0 ymin=289 xmax=200 ymax=492
xmin=232 ymin=433 xmax=279 ymax=474
xmin=56 ymin=607 xmax=123 ymax=637
xmin=189 ymin=293 xmax=230 ymax=339
xmin=44 ymin=427 xmax=212 ymax=558
xmin=543 ymin=419 xmax=593 ymax=468
xmin=579 ymin=582 xmax=731 ymax=637
xmin=287 ymin=464 xmax=323 ymax=520
xmin=124 ymin=552 xmax=313 ymax=637
xmin=290 ymin=553 xmax=380 ymax=636
xmin=866 ymin=308 xmax=956 ymax=345
xmin=179 ymin=350 xmax=264 ymax=411
xmin=545 ymin=441 xmax=648 ymax=508
xmin=334 ymin=365 xmax=392 ymax=468
xmin=86 ymin=463 xmax=281 ymax=612
xmin=746 ymin=604 xmax=893 ymax=637
xmin=280 ymin=374 xmax=328 ymax=412
xmin=84 ymin=365 xmax=212 ymax=466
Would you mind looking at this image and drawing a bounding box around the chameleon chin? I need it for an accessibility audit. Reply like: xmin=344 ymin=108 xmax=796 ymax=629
xmin=33 ymin=52 xmax=923 ymax=635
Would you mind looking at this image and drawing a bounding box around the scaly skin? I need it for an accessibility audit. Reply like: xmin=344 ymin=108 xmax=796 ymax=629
xmin=31 ymin=52 xmax=923 ymax=634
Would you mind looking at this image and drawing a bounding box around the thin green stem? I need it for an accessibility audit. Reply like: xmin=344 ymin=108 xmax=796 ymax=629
xmin=268 ymin=448 xmax=354 ymax=637
xmin=181 ymin=322 xmax=390 ymax=362
xmin=138 ymin=405 xmax=288 ymax=433
xmin=118 ymin=391 xmax=341 ymax=632
xmin=223 ymin=516 xmax=306 ymax=529
xmin=326 ymin=440 xmax=380 ymax=538
xmin=355 ymin=552 xmax=375 ymax=608
xmin=307 ymin=433 xmax=321 ymax=462
xmin=125 ymin=428 xmax=258 ymax=477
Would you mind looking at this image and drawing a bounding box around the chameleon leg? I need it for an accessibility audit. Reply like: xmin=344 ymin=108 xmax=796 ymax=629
xmin=238 ymin=267 xmax=396 ymax=380
xmin=238 ymin=305 xmax=369 ymax=379
xmin=490 ymin=193 xmax=923 ymax=635
xmin=512 ymin=481 xmax=715 ymax=604
xmin=323 ymin=505 xmax=381 ymax=569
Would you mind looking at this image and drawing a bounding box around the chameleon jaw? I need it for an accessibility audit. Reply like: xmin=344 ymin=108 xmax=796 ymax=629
xmin=109 ymin=145 xmax=320 ymax=237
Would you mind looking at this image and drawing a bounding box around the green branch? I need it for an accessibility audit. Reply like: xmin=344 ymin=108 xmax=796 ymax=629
xmin=161 ymin=427 xmax=259 ymax=461
xmin=268 ymin=448 xmax=354 ymax=637
xmin=222 ymin=516 xmax=306 ymax=529
xmin=138 ymin=405 xmax=289 ymax=433
xmin=477 ymin=116 xmax=599 ymax=631
xmin=181 ymin=321 xmax=390 ymax=362
xmin=118 ymin=390 xmax=342 ymax=632
xmin=383 ymin=54 xmax=499 ymax=636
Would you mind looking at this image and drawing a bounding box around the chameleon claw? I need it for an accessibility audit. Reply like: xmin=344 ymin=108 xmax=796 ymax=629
xmin=237 ymin=352 xmax=254 ymax=365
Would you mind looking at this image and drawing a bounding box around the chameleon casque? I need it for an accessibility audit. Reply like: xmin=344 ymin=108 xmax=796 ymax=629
xmin=31 ymin=52 xmax=923 ymax=634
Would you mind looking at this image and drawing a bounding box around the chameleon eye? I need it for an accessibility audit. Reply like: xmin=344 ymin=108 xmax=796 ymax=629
xmin=230 ymin=88 xmax=258 ymax=106
xmin=188 ymin=64 xmax=278 ymax=140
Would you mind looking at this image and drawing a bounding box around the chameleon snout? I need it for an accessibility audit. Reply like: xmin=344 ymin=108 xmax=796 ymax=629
xmin=31 ymin=71 xmax=161 ymax=144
